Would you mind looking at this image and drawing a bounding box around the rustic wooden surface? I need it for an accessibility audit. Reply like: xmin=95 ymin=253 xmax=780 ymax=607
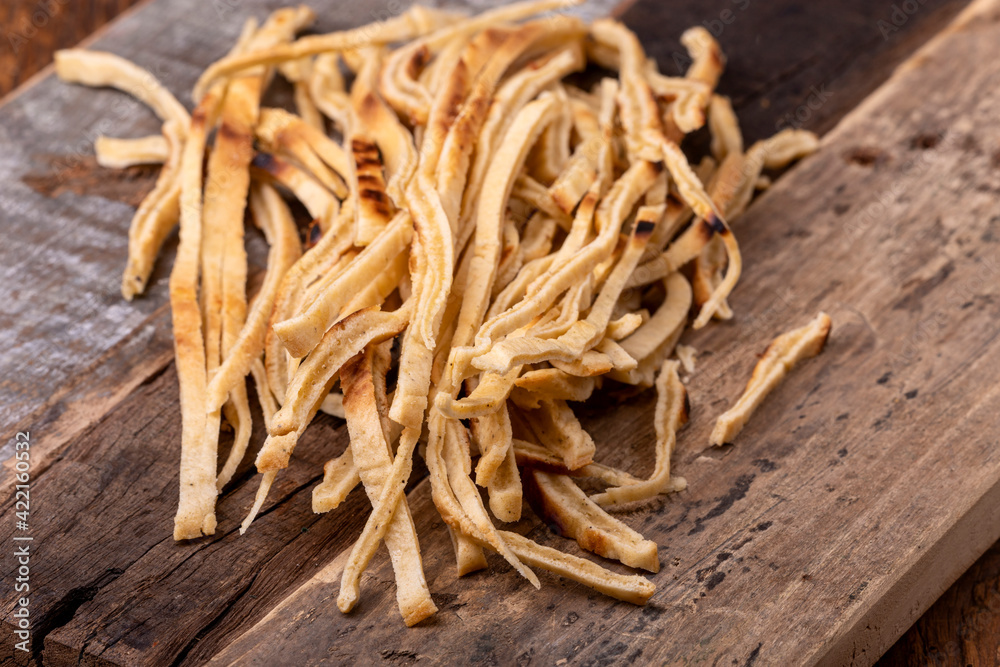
xmin=0 ymin=0 xmax=146 ymax=95
xmin=880 ymin=538 xmax=1000 ymax=666
xmin=621 ymin=0 xmax=976 ymax=145
xmin=2 ymin=0 xmax=998 ymax=664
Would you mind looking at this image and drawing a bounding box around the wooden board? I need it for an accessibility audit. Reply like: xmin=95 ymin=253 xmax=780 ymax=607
xmin=2 ymin=0 xmax=998 ymax=664
xmin=880 ymin=537 xmax=1000 ymax=666
xmin=0 ymin=0 xmax=146 ymax=95
xmin=206 ymin=4 xmax=1000 ymax=663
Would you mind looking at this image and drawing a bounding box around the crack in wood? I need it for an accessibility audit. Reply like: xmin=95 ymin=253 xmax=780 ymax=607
xmin=34 ymin=567 xmax=125 ymax=664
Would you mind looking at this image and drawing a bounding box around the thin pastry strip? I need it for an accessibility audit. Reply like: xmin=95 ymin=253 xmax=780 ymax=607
xmin=119 ymin=121 xmax=183 ymax=299
xmin=251 ymin=151 xmax=338 ymax=222
xmin=192 ymin=4 xmax=454 ymax=100
xmin=264 ymin=198 xmax=356 ymax=404
xmin=55 ymin=49 xmax=190 ymax=131
xmin=524 ymin=470 xmax=659 ymax=572
xmin=512 ymin=438 xmax=640 ymax=488
xmin=171 ymin=90 xmax=224 ymax=541
xmin=510 ymin=369 xmax=595 ymax=409
xmin=517 ymin=399 xmax=595 ymax=471
xmin=502 ymin=531 xmax=655 ymax=605
xmin=591 ymin=360 xmax=688 ymax=506
xmin=312 ymin=449 xmax=361 ymax=513
xmin=95 ymin=134 xmax=169 ymax=167
xmin=378 ymin=0 xmax=583 ymax=124
xmin=200 ymin=7 xmax=309 ymax=502
xmin=337 ymin=345 xmax=435 ymax=626
xmin=262 ymin=303 xmax=413 ymax=459
xmin=423 ymin=410 xmax=536 ymax=585
xmin=273 ymin=211 xmax=413 ymax=358
xmin=710 ymin=313 xmax=832 ymax=445
xmin=471 ymin=202 xmax=659 ymax=374
xmin=470 ymin=159 xmax=660 ymax=368
xmin=206 ymin=185 xmax=301 ymax=413
xmin=349 ymin=47 xmax=418 ymax=208
xmin=256 ymin=107 xmax=349 ymax=198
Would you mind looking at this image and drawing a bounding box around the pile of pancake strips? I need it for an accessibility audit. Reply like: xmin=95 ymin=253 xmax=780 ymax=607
xmin=57 ymin=0 xmax=831 ymax=626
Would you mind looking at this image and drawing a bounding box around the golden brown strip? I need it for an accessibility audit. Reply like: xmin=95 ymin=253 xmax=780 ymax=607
xmin=95 ymin=134 xmax=169 ymax=168
xmin=502 ymin=531 xmax=655 ymax=605
xmin=443 ymin=418 xmax=539 ymax=587
xmin=337 ymin=345 xmax=435 ymax=625
xmin=378 ymin=0 xmax=582 ymax=123
xmin=517 ymin=399 xmax=595 ymax=471
xmin=351 ymin=136 xmax=394 ymax=246
xmin=255 ymin=107 xmax=349 ymax=198
xmin=524 ymin=470 xmax=659 ymax=572
xmin=458 ymin=44 xmax=585 ymax=241
xmin=207 ymin=184 xmax=301 ymax=413
xmin=166 ymin=9 xmax=262 ymax=532
xmin=171 ymin=90 xmax=223 ymax=541
xmin=711 ymin=313 xmax=832 ymax=445
xmin=469 ymin=404 xmax=515 ymax=500
xmin=119 ymin=121 xmax=182 ymax=299
xmin=250 ymin=151 xmax=338 ymax=222
xmin=54 ymin=49 xmax=190 ymax=131
xmin=273 ymin=212 xmax=413 ymax=358
xmin=488 ymin=444 xmax=523 ymax=523
xmin=349 ymin=47 xmax=417 ymax=209
xmin=510 ymin=369 xmax=595 ymax=409
xmin=471 ymin=200 xmax=658 ymax=374
xmin=260 ymin=303 xmax=413 ymax=469
xmin=681 ymin=26 xmax=724 ymax=88
xmin=423 ymin=410 xmax=536 ymax=585
xmin=512 ymin=439 xmax=639 ymax=487
xmin=208 ymin=7 xmax=313 ymax=496
xmin=470 ymin=159 xmax=660 ymax=364
xmin=312 ymin=450 xmax=360 ymax=513
xmin=264 ymin=198 xmax=356 ymax=403
xmin=193 ymin=5 xmax=455 ymax=100
xmin=442 ymin=94 xmax=560 ymax=392
xmin=592 ymin=360 xmax=688 ymax=506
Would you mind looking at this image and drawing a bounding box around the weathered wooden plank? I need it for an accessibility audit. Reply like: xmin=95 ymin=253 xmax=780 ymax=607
xmin=0 ymin=0 xmax=993 ymax=665
xmin=0 ymin=305 xmax=172 ymax=485
xmin=879 ymin=539 xmax=1000 ymax=666
xmin=0 ymin=364 xmax=376 ymax=667
xmin=205 ymin=0 xmax=1000 ymax=663
xmin=0 ymin=0 xmax=233 ymax=445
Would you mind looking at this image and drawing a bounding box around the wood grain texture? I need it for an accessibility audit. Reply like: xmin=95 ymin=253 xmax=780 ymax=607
xmin=619 ymin=0 xmax=972 ymax=144
xmin=880 ymin=540 xmax=1000 ymax=666
xmin=0 ymin=0 xmax=232 ymax=447
xmin=9 ymin=366 xmax=374 ymax=667
xmin=0 ymin=0 xmax=146 ymax=96
xmin=1 ymin=0 xmax=997 ymax=664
